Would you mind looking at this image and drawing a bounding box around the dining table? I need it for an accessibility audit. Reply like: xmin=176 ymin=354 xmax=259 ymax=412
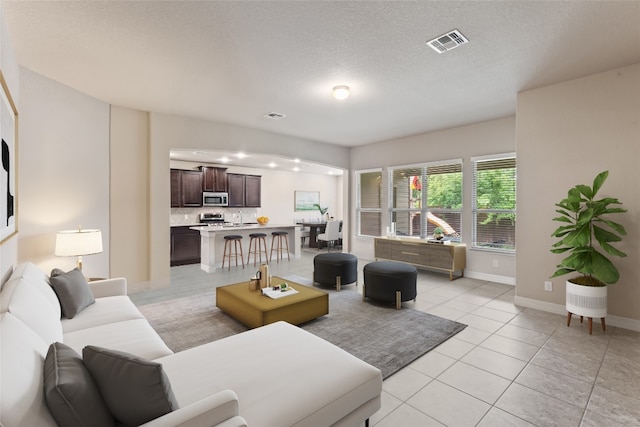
xmin=296 ymin=221 xmax=327 ymax=248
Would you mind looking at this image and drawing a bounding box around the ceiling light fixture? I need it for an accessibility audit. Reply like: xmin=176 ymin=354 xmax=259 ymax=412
xmin=332 ymin=85 xmax=350 ymax=100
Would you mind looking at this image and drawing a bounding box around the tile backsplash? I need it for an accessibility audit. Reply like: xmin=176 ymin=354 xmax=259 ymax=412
xmin=170 ymin=207 xmax=258 ymax=226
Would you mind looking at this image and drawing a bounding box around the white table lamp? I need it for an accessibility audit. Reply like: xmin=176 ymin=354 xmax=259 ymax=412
xmin=55 ymin=227 xmax=103 ymax=270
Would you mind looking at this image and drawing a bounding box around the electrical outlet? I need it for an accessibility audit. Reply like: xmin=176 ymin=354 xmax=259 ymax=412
xmin=544 ymin=281 xmax=553 ymax=291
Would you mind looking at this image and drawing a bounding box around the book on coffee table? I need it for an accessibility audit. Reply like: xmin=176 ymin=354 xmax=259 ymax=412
xmin=262 ymin=286 xmax=299 ymax=299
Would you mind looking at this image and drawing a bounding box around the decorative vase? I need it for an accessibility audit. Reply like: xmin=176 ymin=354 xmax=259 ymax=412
xmin=566 ymin=280 xmax=607 ymax=334
xmin=566 ymin=281 xmax=607 ymax=318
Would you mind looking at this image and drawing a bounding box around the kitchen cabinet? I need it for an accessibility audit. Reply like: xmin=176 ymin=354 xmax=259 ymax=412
xmin=374 ymin=237 xmax=466 ymax=280
xmin=228 ymin=173 xmax=261 ymax=207
xmin=201 ymin=166 xmax=228 ymax=192
xmin=171 ymin=169 xmax=203 ymax=207
xmin=170 ymin=226 xmax=201 ymax=266
xmin=244 ymin=175 xmax=261 ymax=207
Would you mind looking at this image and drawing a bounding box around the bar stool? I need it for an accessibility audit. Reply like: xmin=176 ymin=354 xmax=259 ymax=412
xmin=269 ymin=231 xmax=290 ymax=263
xmin=222 ymin=235 xmax=244 ymax=270
xmin=246 ymin=232 xmax=268 ymax=266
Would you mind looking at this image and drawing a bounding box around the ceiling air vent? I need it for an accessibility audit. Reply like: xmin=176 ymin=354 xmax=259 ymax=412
xmin=264 ymin=112 xmax=286 ymax=120
xmin=426 ymin=29 xmax=468 ymax=54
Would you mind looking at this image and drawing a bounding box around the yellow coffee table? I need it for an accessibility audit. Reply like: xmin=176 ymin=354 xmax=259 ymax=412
xmin=216 ymin=276 xmax=329 ymax=328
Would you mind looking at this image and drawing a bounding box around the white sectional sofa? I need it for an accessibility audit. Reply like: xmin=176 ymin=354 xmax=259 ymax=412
xmin=1 ymin=262 xmax=382 ymax=427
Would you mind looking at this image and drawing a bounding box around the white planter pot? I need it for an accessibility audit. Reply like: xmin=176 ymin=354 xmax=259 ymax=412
xmin=566 ymin=281 xmax=607 ymax=318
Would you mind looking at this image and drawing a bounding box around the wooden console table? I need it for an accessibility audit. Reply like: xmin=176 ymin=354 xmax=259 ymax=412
xmin=374 ymin=237 xmax=466 ymax=280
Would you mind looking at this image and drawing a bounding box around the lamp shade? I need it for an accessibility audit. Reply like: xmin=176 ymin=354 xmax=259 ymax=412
xmin=55 ymin=229 xmax=103 ymax=257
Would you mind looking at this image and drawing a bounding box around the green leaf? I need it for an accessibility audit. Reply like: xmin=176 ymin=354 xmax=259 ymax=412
xmin=589 ymin=250 xmax=619 ymax=284
xmin=562 ymin=225 xmax=590 ymax=247
xmin=598 ymin=219 xmax=627 ymax=236
xmin=593 ymin=225 xmax=621 ymax=243
xmin=551 ymin=215 xmax=572 ymax=224
xmin=591 ymin=170 xmax=609 ymax=197
xmin=551 ymin=267 xmax=575 ymax=278
xmin=576 ymin=184 xmax=593 ymax=199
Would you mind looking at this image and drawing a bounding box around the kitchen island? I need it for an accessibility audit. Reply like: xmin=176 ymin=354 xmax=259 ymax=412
xmin=190 ymin=224 xmax=302 ymax=272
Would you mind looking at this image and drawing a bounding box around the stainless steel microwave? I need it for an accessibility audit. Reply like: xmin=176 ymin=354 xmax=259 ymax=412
xmin=203 ymin=192 xmax=228 ymax=207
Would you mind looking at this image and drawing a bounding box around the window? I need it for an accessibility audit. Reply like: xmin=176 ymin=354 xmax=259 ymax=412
xmin=472 ymin=153 xmax=516 ymax=252
xmin=356 ymin=169 xmax=382 ymax=237
xmin=388 ymin=161 xmax=462 ymax=239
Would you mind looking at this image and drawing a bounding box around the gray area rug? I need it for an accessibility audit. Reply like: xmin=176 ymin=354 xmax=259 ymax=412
xmin=138 ymin=276 xmax=466 ymax=379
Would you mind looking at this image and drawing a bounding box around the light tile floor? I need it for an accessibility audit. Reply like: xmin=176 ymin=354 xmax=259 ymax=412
xmin=130 ymin=249 xmax=640 ymax=427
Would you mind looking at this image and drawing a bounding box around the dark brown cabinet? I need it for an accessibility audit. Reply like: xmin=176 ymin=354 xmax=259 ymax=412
xmin=171 ymin=169 xmax=203 ymax=207
xmin=228 ymin=173 xmax=261 ymax=207
xmin=170 ymin=226 xmax=201 ymax=266
xmin=201 ymin=166 xmax=228 ymax=192
xmin=244 ymin=175 xmax=261 ymax=207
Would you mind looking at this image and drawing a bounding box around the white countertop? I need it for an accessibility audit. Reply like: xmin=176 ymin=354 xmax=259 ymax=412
xmin=190 ymin=223 xmax=300 ymax=232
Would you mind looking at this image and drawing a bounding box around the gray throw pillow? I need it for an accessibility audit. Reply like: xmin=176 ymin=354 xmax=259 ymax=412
xmin=83 ymin=345 xmax=179 ymax=426
xmin=43 ymin=342 xmax=115 ymax=427
xmin=50 ymin=268 xmax=95 ymax=318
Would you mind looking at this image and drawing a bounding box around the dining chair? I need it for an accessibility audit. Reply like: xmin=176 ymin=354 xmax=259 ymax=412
xmin=317 ymin=220 xmax=341 ymax=252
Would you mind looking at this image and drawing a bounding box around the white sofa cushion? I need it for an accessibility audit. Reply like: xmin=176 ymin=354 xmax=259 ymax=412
xmin=0 ymin=277 xmax=63 ymax=343
xmin=61 ymin=295 xmax=144 ymax=333
xmin=1 ymin=313 xmax=57 ymax=427
xmin=156 ymin=321 xmax=382 ymax=427
xmin=64 ymin=318 xmax=173 ymax=360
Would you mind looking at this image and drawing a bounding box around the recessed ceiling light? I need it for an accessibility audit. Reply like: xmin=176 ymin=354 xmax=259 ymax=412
xmin=332 ymin=85 xmax=350 ymax=100
xmin=294 ymin=158 xmax=300 ymax=163
xmin=236 ymin=152 xmax=247 ymax=159
xmin=219 ymin=157 xmax=230 ymax=163
xmin=268 ymin=162 xmax=277 ymax=168
xmin=293 ymin=167 xmax=300 ymax=172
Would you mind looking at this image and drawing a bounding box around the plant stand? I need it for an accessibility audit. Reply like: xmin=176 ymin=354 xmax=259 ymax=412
xmin=566 ymin=281 xmax=607 ymax=335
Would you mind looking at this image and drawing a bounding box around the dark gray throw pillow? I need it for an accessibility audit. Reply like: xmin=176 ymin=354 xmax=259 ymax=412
xmin=83 ymin=345 xmax=179 ymax=426
xmin=43 ymin=342 xmax=115 ymax=427
xmin=50 ymin=268 xmax=95 ymax=318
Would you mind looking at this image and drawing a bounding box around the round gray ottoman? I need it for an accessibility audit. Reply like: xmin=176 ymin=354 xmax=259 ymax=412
xmin=313 ymin=253 xmax=357 ymax=291
xmin=363 ymin=261 xmax=417 ymax=309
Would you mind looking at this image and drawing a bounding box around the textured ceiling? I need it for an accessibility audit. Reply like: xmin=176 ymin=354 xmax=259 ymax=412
xmin=4 ymin=1 xmax=640 ymax=149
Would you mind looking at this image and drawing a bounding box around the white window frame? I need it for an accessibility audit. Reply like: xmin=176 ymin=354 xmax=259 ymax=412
xmin=355 ymin=168 xmax=383 ymax=237
xmin=471 ymin=152 xmax=516 ymax=253
xmin=388 ymin=159 xmax=463 ymax=239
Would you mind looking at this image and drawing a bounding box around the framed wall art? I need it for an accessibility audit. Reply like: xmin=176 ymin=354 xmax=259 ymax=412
xmin=1 ymin=70 xmax=18 ymax=244
xmin=294 ymin=191 xmax=320 ymax=211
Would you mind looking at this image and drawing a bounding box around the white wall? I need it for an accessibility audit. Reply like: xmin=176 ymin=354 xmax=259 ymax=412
xmin=516 ymin=63 xmax=640 ymax=326
xmin=349 ymin=117 xmax=517 ymax=283
xmin=16 ymin=68 xmax=110 ymax=278
xmin=110 ymin=106 xmax=150 ymax=285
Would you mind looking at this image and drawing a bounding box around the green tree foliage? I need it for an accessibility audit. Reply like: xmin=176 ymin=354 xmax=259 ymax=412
xmin=426 ymin=173 xmax=462 ymax=208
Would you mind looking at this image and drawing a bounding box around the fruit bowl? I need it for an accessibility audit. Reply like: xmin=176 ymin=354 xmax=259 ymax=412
xmin=257 ymin=216 xmax=269 ymax=225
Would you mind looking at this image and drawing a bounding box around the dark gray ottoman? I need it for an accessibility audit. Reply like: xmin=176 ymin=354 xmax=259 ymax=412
xmin=363 ymin=261 xmax=417 ymax=309
xmin=313 ymin=253 xmax=357 ymax=291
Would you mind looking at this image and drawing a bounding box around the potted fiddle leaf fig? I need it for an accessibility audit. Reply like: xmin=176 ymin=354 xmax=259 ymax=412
xmin=550 ymin=170 xmax=627 ymax=333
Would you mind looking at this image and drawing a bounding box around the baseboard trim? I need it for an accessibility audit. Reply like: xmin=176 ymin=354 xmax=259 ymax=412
xmin=514 ymin=296 xmax=640 ymax=332
xmin=465 ymin=271 xmax=515 ymax=286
